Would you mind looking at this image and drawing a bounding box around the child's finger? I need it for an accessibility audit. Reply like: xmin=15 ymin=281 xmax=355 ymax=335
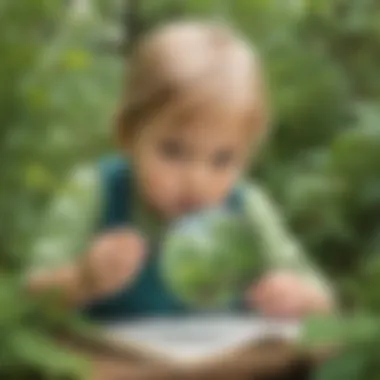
xmin=258 ymin=293 xmax=304 ymax=319
xmin=246 ymin=280 xmax=280 ymax=308
xmin=248 ymin=274 xmax=276 ymax=304
xmin=254 ymin=278 xmax=291 ymax=304
xmin=273 ymin=298 xmax=303 ymax=319
xmin=253 ymin=281 xmax=305 ymax=316
xmin=251 ymin=271 xmax=295 ymax=301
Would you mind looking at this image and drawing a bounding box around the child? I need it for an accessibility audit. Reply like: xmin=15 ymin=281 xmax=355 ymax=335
xmin=28 ymin=21 xmax=334 ymax=320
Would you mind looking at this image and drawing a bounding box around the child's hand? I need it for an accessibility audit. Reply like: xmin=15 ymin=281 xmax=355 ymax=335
xmin=246 ymin=271 xmax=333 ymax=318
xmin=81 ymin=229 xmax=146 ymax=301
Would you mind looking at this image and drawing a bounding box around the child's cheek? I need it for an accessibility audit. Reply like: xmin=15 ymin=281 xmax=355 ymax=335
xmin=142 ymin=160 xmax=181 ymax=211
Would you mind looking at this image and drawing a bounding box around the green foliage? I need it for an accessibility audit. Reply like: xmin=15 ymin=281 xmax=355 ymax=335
xmin=2 ymin=0 xmax=380 ymax=378
xmin=302 ymin=315 xmax=380 ymax=347
xmin=0 ymin=0 xmax=122 ymax=268
xmin=0 ymin=0 xmax=120 ymax=378
xmin=301 ymin=315 xmax=380 ymax=380
xmin=0 ymin=275 xmax=90 ymax=379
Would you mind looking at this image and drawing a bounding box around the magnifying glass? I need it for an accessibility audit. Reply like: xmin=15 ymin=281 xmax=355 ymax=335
xmin=160 ymin=207 xmax=263 ymax=310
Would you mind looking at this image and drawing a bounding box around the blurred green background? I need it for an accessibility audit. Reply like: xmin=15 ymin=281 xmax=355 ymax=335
xmin=1 ymin=0 xmax=380 ymax=379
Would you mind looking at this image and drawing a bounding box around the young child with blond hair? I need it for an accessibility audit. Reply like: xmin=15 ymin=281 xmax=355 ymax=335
xmin=28 ymin=21 xmax=334 ymax=320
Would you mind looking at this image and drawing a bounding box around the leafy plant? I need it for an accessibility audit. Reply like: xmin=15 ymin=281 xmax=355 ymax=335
xmin=301 ymin=315 xmax=380 ymax=380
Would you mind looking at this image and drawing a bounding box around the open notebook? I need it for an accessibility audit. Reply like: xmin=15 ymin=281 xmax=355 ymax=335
xmin=102 ymin=314 xmax=300 ymax=362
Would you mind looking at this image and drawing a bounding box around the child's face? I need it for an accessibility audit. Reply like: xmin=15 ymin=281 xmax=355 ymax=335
xmin=130 ymin=115 xmax=251 ymax=219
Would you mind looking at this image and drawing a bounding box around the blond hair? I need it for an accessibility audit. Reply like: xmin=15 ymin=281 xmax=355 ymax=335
xmin=118 ymin=20 xmax=269 ymax=142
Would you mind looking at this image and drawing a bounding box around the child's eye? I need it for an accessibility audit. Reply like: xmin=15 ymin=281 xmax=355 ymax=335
xmin=213 ymin=150 xmax=235 ymax=169
xmin=159 ymin=140 xmax=186 ymax=161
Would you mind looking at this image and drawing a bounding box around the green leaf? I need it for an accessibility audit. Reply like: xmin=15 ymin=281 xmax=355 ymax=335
xmin=300 ymin=315 xmax=380 ymax=348
xmin=11 ymin=329 xmax=89 ymax=379
xmin=313 ymin=348 xmax=368 ymax=380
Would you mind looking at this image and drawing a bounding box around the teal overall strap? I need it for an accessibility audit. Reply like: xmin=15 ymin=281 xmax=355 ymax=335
xmin=98 ymin=156 xmax=132 ymax=230
xmin=226 ymin=186 xmax=250 ymax=312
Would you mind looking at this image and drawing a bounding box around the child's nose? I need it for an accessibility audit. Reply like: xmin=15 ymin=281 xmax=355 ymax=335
xmin=185 ymin=163 xmax=208 ymax=194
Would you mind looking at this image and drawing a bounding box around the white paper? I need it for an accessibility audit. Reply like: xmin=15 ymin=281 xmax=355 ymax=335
xmin=102 ymin=314 xmax=300 ymax=362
